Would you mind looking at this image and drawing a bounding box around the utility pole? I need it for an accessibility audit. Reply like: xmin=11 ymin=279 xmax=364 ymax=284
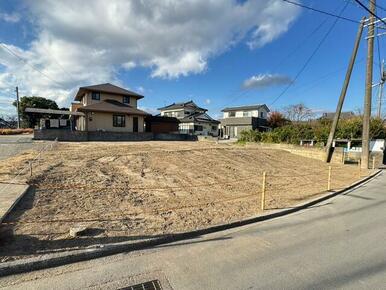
xmin=362 ymin=0 xmax=376 ymax=169
xmin=377 ymin=59 xmax=385 ymax=118
xmin=15 ymin=86 xmax=20 ymax=129
xmin=325 ymin=19 xmax=365 ymax=162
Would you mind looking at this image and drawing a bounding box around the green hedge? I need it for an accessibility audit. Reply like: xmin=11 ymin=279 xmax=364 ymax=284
xmin=239 ymin=117 xmax=386 ymax=145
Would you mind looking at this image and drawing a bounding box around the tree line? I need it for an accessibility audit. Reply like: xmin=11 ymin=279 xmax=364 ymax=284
xmin=12 ymin=96 xmax=67 ymax=128
xmin=240 ymin=103 xmax=386 ymax=145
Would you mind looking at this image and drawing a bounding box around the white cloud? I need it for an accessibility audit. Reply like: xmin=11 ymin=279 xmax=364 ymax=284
xmin=0 ymin=0 xmax=299 ymax=108
xmin=0 ymin=13 xmax=20 ymax=23
xmin=205 ymin=98 xmax=211 ymax=105
xmin=242 ymin=73 xmax=293 ymax=89
xmin=138 ymin=106 xmax=158 ymax=115
xmin=136 ymin=86 xmax=145 ymax=94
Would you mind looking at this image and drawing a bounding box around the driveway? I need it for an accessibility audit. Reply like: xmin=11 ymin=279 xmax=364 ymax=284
xmin=0 ymin=171 xmax=385 ymax=289
xmin=0 ymin=134 xmax=43 ymax=161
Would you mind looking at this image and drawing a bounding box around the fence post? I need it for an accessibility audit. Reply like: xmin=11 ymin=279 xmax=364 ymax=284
xmin=372 ymin=157 xmax=376 ymax=170
xmin=327 ymin=166 xmax=332 ymax=191
xmin=358 ymin=159 xmax=361 ymax=178
xmin=29 ymin=161 xmax=32 ymax=177
xmin=261 ymin=172 xmax=266 ymax=210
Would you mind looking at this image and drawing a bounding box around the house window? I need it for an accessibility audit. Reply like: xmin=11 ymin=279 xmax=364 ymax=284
xmin=229 ymin=112 xmax=236 ymax=117
xmin=91 ymin=92 xmax=100 ymax=100
xmin=123 ymin=96 xmax=130 ymax=104
xmin=113 ymin=115 xmax=125 ymax=127
xmin=194 ymin=125 xmax=203 ymax=131
xmin=243 ymin=111 xmax=250 ymax=117
xmin=260 ymin=111 xmax=264 ymax=118
xmin=212 ymin=126 xmax=217 ymax=130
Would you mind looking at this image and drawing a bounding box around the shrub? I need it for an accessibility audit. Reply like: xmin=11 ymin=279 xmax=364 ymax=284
xmin=0 ymin=128 xmax=33 ymax=135
xmin=239 ymin=129 xmax=261 ymax=142
xmin=237 ymin=117 xmax=385 ymax=145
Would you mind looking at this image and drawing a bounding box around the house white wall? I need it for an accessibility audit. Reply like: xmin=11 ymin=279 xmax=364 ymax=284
xmin=179 ymin=122 xmax=218 ymax=136
xmin=223 ymin=108 xmax=268 ymax=119
xmin=161 ymin=108 xmax=198 ymax=119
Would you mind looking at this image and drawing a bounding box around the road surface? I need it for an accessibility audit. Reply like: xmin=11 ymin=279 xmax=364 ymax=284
xmin=0 ymin=171 xmax=385 ymax=289
xmin=0 ymin=135 xmax=43 ymax=161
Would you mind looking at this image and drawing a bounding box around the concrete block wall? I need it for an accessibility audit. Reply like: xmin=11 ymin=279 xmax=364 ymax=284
xmin=34 ymin=130 xmax=198 ymax=142
xmin=252 ymin=143 xmax=344 ymax=164
xmin=346 ymin=151 xmax=384 ymax=168
xmin=154 ymin=133 xmax=197 ymax=141
xmin=33 ymin=129 xmax=88 ymax=141
xmin=87 ymin=131 xmax=153 ymax=141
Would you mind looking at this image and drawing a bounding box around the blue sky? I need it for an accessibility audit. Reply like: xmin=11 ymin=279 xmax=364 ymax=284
xmin=0 ymin=0 xmax=385 ymax=118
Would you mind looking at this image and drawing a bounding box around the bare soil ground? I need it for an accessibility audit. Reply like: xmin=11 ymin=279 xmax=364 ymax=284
xmin=0 ymin=141 xmax=371 ymax=262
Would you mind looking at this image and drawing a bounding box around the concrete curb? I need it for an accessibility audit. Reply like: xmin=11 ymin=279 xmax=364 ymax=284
xmin=0 ymin=185 xmax=30 ymax=224
xmin=0 ymin=169 xmax=382 ymax=277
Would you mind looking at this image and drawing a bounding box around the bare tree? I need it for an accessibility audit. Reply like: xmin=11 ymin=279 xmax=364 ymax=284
xmin=283 ymin=103 xmax=314 ymax=122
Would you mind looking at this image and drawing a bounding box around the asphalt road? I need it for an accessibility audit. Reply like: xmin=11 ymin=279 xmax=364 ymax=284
xmin=0 ymin=134 xmax=43 ymax=161
xmin=0 ymin=171 xmax=385 ymax=289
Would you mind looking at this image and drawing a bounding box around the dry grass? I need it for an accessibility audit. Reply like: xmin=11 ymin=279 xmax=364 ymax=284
xmin=0 ymin=128 xmax=33 ymax=135
xmin=0 ymin=141 xmax=371 ymax=261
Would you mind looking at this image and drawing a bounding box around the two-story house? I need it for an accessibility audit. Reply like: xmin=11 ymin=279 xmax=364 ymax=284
xmin=219 ymin=104 xmax=270 ymax=139
xmin=70 ymin=83 xmax=149 ymax=132
xmin=158 ymin=100 xmax=219 ymax=136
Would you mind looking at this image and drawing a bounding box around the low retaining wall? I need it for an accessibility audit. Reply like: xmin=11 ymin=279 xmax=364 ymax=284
xmin=197 ymin=136 xmax=218 ymax=142
xmin=154 ymin=133 xmax=197 ymax=141
xmin=87 ymin=131 xmax=153 ymax=141
xmin=33 ymin=129 xmax=88 ymax=141
xmin=33 ymin=129 xmax=197 ymax=142
xmin=252 ymin=143 xmax=345 ymax=164
xmin=345 ymin=151 xmax=384 ymax=168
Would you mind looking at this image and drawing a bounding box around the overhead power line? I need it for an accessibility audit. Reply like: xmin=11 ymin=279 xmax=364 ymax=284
xmin=271 ymin=1 xmax=350 ymax=106
xmin=216 ymin=1 xmax=347 ymax=111
xmin=0 ymin=43 xmax=65 ymax=88
xmin=282 ymin=0 xmax=360 ymax=24
xmin=353 ymin=0 xmax=386 ymax=25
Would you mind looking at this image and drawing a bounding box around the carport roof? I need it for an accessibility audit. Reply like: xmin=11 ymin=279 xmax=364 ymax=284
xmin=25 ymin=108 xmax=85 ymax=116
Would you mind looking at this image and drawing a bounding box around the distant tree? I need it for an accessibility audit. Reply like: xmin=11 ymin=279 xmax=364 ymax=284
xmin=370 ymin=117 xmax=386 ymax=139
xmin=283 ymin=103 xmax=314 ymax=122
xmin=13 ymin=96 xmax=59 ymax=128
xmin=267 ymin=111 xmax=289 ymax=129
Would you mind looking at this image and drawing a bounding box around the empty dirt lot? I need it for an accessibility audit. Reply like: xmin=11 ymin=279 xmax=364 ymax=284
xmin=0 ymin=141 xmax=371 ymax=261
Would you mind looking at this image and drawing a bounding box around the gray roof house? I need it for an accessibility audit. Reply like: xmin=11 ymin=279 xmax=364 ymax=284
xmin=219 ymin=104 xmax=270 ymax=139
xmin=158 ymin=101 xmax=219 ymax=136
xmin=320 ymin=111 xmax=355 ymax=120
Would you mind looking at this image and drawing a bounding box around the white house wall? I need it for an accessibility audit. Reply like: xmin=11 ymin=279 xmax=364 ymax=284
xmin=223 ymin=108 xmax=268 ymax=119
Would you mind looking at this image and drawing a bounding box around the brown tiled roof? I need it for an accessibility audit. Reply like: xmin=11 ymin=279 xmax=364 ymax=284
xmin=74 ymin=83 xmax=144 ymax=101
xmin=77 ymin=99 xmax=149 ymax=115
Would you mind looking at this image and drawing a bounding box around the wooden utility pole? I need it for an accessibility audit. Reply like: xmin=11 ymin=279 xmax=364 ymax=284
xmin=325 ymin=19 xmax=365 ymax=162
xmin=362 ymin=0 xmax=376 ymax=169
xmin=261 ymin=172 xmax=266 ymax=211
xmin=16 ymin=86 xmax=20 ymax=129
